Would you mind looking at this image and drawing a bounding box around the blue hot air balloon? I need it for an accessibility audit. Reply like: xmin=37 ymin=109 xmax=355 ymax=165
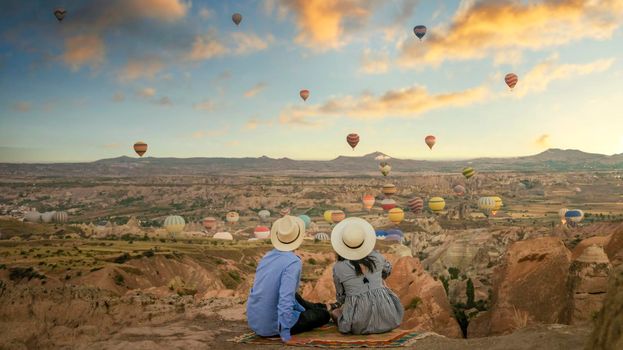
xmin=298 ymin=215 xmax=311 ymax=229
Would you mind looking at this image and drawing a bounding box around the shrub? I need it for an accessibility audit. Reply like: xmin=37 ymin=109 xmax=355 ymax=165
xmin=114 ymin=253 xmax=131 ymax=264
xmin=466 ymin=278 xmax=475 ymax=308
xmin=113 ymin=273 xmax=125 ymax=286
xmin=9 ymin=267 xmax=46 ymax=281
xmin=407 ymin=297 xmax=421 ymax=310
xmin=448 ymin=267 xmax=460 ymax=280
xmin=308 ymin=258 xmax=317 ymax=265
xmin=142 ymin=249 xmax=155 ymax=258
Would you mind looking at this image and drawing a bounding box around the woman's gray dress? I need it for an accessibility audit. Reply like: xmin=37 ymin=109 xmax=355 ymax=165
xmin=333 ymin=250 xmax=404 ymax=334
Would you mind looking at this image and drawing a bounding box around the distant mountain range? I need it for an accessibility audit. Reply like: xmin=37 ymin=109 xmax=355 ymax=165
xmin=0 ymin=149 xmax=621 ymax=177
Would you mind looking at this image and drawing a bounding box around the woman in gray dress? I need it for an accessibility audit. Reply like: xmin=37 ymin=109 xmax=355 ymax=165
xmin=329 ymin=218 xmax=404 ymax=335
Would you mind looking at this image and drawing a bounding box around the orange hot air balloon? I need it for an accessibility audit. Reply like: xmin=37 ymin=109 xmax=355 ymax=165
xmin=232 ymin=13 xmax=242 ymax=26
xmin=346 ymin=133 xmax=359 ymax=150
xmin=133 ymin=141 xmax=148 ymax=157
xmin=300 ymin=89 xmax=310 ymax=101
xmin=382 ymin=184 xmax=397 ymax=197
xmin=505 ymin=73 xmax=518 ymax=90
xmin=362 ymin=194 xmax=375 ymax=211
xmin=331 ymin=210 xmax=346 ymax=223
xmin=425 ymin=135 xmax=436 ymax=149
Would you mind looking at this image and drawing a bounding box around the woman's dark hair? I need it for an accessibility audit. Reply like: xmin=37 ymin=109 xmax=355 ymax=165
xmin=337 ymin=253 xmax=377 ymax=276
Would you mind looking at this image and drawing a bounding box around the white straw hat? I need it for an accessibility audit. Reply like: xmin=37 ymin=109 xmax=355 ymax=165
xmin=331 ymin=217 xmax=376 ymax=260
xmin=271 ymin=215 xmax=305 ymax=251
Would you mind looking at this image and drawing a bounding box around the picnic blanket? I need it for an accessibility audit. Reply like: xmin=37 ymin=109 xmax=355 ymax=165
xmin=229 ymin=325 xmax=434 ymax=348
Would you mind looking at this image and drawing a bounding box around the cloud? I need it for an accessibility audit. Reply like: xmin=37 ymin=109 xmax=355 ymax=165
xmin=193 ymin=100 xmax=215 ymax=111
xmin=244 ymin=83 xmax=268 ymax=98
xmin=278 ymin=83 xmax=490 ymax=125
xmin=62 ymin=35 xmax=106 ymax=71
xmin=12 ymin=101 xmax=31 ymax=112
xmin=198 ymin=7 xmax=212 ymax=19
xmin=117 ymin=56 xmax=165 ymax=82
xmin=535 ymin=134 xmax=551 ymax=148
xmin=398 ymin=0 xmax=623 ymax=67
xmin=245 ymin=118 xmax=273 ymax=130
xmin=517 ymin=56 xmax=615 ymax=96
xmin=359 ymin=48 xmax=390 ymax=74
xmin=113 ymin=92 xmax=125 ymax=102
xmin=186 ymin=31 xmax=273 ymax=61
xmin=275 ymin=0 xmax=378 ymax=50
xmin=226 ymin=140 xmax=240 ymax=147
xmin=137 ymin=87 xmax=156 ymax=98
xmin=192 ymin=128 xmax=228 ymax=139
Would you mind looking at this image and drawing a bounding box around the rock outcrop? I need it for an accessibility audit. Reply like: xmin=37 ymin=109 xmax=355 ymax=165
xmin=469 ymin=237 xmax=571 ymax=337
xmin=565 ymin=245 xmax=612 ymax=325
xmin=586 ymin=263 xmax=623 ymax=350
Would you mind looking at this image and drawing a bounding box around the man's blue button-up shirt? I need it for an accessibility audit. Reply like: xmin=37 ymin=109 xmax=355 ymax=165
xmin=247 ymin=249 xmax=305 ymax=341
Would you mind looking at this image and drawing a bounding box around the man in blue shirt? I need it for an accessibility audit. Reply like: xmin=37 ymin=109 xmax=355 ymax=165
xmin=247 ymin=215 xmax=330 ymax=342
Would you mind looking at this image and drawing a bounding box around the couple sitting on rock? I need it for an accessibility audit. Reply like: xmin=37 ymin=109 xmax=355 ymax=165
xmin=246 ymin=215 xmax=404 ymax=343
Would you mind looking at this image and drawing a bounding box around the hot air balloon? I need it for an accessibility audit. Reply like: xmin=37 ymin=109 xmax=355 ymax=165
xmin=300 ymin=89 xmax=310 ymax=101
xmin=226 ymin=211 xmax=240 ymax=224
xmin=53 ymin=211 xmax=68 ymax=224
xmin=425 ymin=135 xmax=436 ymax=150
xmin=565 ymin=210 xmax=583 ymax=227
xmin=41 ymin=211 xmax=56 ymax=223
xmin=24 ymin=211 xmax=41 ymax=223
xmin=280 ymin=208 xmax=291 ymax=217
xmin=375 ymin=230 xmax=388 ymax=239
xmin=346 ymin=133 xmax=360 ymax=150
xmin=164 ymin=215 xmax=185 ymax=234
xmin=478 ymin=197 xmax=496 ymax=216
xmin=202 ymin=217 xmax=218 ymax=230
xmin=491 ymin=196 xmax=503 ymax=215
xmin=413 ymin=25 xmax=427 ymax=40
xmin=453 ymin=185 xmax=466 ymax=196
xmin=214 ymin=231 xmax=234 ymax=240
xmin=362 ymin=194 xmax=375 ymax=211
xmin=382 ymin=184 xmax=397 ymax=197
xmin=254 ymin=226 xmax=270 ymax=239
xmin=380 ymin=198 xmax=397 ymax=211
xmin=408 ymin=197 xmax=424 ymax=214
xmin=386 ymin=228 xmax=404 ymax=242
xmin=558 ymin=208 xmax=568 ymax=224
xmin=54 ymin=8 xmax=66 ymax=22
xmin=314 ymin=232 xmax=330 ymax=241
xmin=258 ymin=209 xmax=271 ymax=221
xmin=505 ymin=73 xmax=518 ymax=90
xmin=331 ymin=210 xmax=346 ymax=224
xmin=323 ymin=210 xmax=334 ymax=224
xmin=388 ymin=208 xmax=404 ymax=225
xmin=428 ymin=197 xmax=445 ymax=213
xmin=462 ymin=167 xmax=475 ymax=179
xmin=380 ymin=164 xmax=391 ymax=176
xmin=298 ymin=215 xmax=311 ymax=229
xmin=134 ymin=141 xmax=148 ymax=157
xmin=232 ymin=13 xmax=242 ymax=26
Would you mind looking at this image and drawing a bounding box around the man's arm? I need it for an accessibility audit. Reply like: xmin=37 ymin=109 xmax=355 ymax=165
xmin=277 ymin=260 xmax=302 ymax=342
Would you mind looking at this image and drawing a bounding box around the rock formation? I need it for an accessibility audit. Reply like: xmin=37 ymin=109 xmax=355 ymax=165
xmin=586 ymin=263 xmax=623 ymax=350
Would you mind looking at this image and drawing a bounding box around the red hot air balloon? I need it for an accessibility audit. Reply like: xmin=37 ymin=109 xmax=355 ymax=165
xmin=300 ymin=89 xmax=310 ymax=101
xmin=505 ymin=73 xmax=518 ymax=90
xmin=133 ymin=141 xmax=148 ymax=157
xmin=408 ymin=197 xmax=424 ymax=214
xmin=425 ymin=135 xmax=436 ymax=150
xmin=346 ymin=133 xmax=359 ymax=150
xmin=232 ymin=13 xmax=242 ymax=26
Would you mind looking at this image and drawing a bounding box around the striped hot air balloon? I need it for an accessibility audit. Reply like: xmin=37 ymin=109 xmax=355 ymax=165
xmin=408 ymin=197 xmax=424 ymax=214
xmin=300 ymin=89 xmax=310 ymax=101
xmin=388 ymin=208 xmax=404 ymax=225
xmin=453 ymin=185 xmax=466 ymax=196
xmin=505 ymin=73 xmax=518 ymax=90
xmin=346 ymin=133 xmax=360 ymax=150
xmin=331 ymin=210 xmax=346 ymax=224
xmin=164 ymin=215 xmax=185 ymax=234
xmin=380 ymin=198 xmax=397 ymax=211
xmin=425 ymin=135 xmax=436 ymax=149
xmin=314 ymin=232 xmax=330 ymax=241
xmin=428 ymin=197 xmax=445 ymax=213
xmin=382 ymin=184 xmax=397 ymax=197
xmin=258 ymin=210 xmax=271 ymax=221
xmin=462 ymin=167 xmax=475 ymax=179
xmin=413 ymin=25 xmax=427 ymax=40
xmin=362 ymin=194 xmax=375 ymax=211
xmin=254 ymin=226 xmax=270 ymax=239
xmin=202 ymin=217 xmax=218 ymax=230
xmin=232 ymin=13 xmax=242 ymax=26
xmin=478 ymin=197 xmax=496 ymax=216
xmin=53 ymin=211 xmax=68 ymax=224
xmin=134 ymin=141 xmax=148 ymax=157
xmin=226 ymin=211 xmax=240 ymax=224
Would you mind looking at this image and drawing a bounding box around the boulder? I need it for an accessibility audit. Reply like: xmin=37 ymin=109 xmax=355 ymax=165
xmin=469 ymin=237 xmax=571 ymax=337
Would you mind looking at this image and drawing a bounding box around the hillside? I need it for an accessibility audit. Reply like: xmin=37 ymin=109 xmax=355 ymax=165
xmin=0 ymin=149 xmax=621 ymax=177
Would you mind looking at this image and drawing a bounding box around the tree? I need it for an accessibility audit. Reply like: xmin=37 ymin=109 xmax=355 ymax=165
xmin=466 ymin=278 xmax=475 ymax=308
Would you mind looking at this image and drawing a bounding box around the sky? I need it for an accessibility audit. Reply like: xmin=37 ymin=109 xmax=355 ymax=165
xmin=1 ymin=0 xmax=623 ymax=163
